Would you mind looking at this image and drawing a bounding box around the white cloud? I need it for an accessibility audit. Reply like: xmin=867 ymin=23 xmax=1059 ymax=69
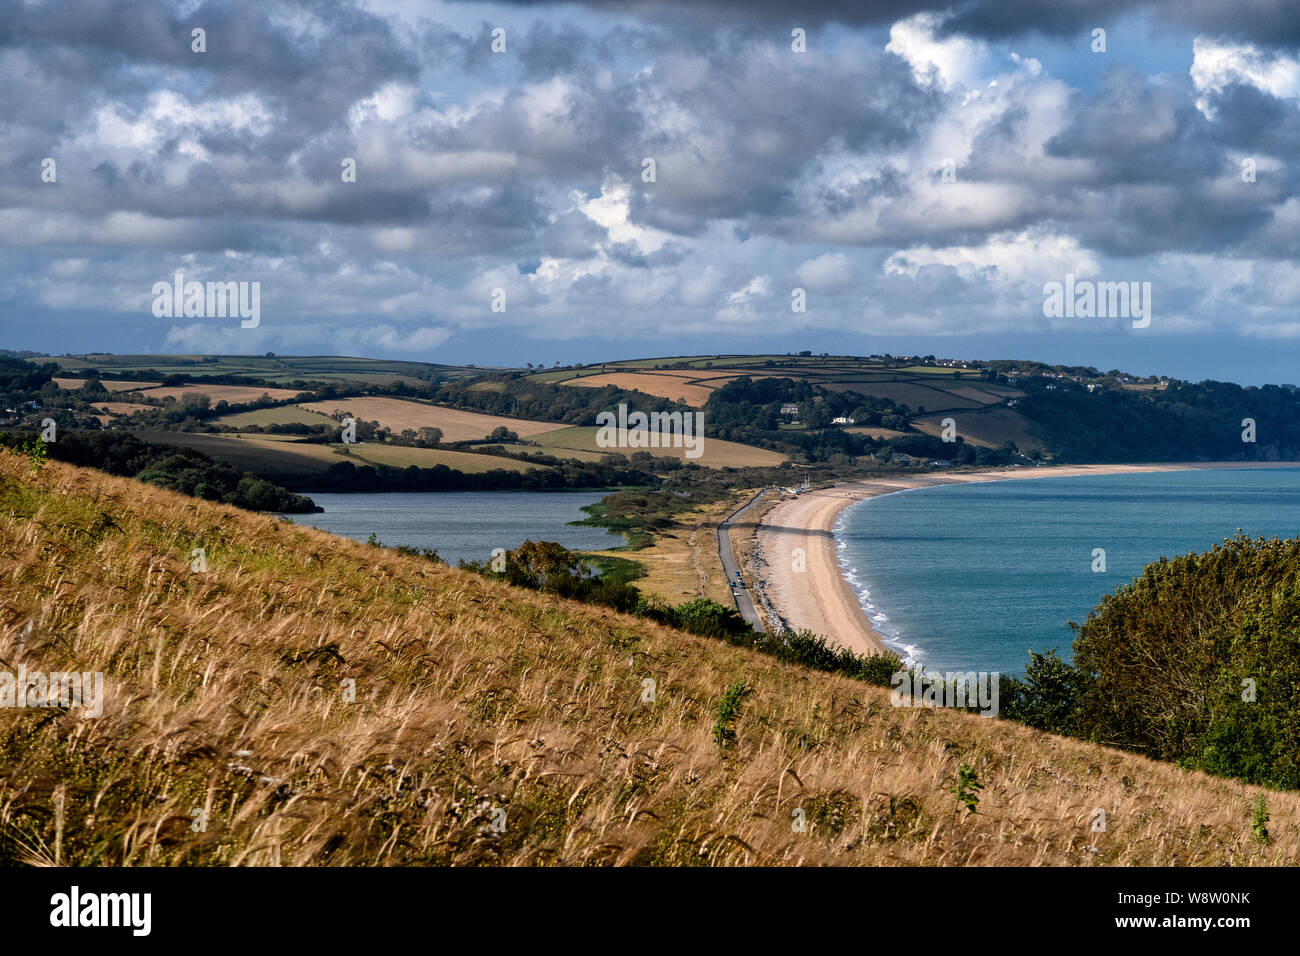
xmin=1191 ymin=38 xmax=1300 ymax=117
xmin=582 ymin=177 xmax=670 ymax=253
xmin=886 ymin=13 xmax=990 ymax=91
xmin=726 ymin=275 xmax=772 ymax=304
xmin=885 ymin=230 xmax=1100 ymax=283
xmin=796 ymin=252 xmax=855 ymax=290
xmin=678 ymin=266 xmax=722 ymax=306
xmin=342 ymin=324 xmax=451 ymax=352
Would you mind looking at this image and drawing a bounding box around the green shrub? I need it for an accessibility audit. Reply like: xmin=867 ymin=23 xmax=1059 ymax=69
xmin=1251 ymin=795 xmax=1270 ymax=845
xmin=713 ymin=680 xmax=751 ymax=750
xmin=948 ymin=765 xmax=983 ymax=815
xmin=999 ymin=648 xmax=1087 ymax=734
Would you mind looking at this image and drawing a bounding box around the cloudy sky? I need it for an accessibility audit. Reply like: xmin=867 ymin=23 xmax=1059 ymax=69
xmin=3 ymin=0 xmax=1300 ymax=382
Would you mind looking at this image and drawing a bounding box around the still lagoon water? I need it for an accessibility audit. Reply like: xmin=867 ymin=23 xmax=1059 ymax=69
xmin=290 ymin=490 xmax=622 ymax=565
xmin=837 ymin=467 xmax=1300 ymax=676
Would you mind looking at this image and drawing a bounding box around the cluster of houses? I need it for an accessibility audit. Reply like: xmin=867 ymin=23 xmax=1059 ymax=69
xmin=1 ymin=400 xmax=40 ymax=426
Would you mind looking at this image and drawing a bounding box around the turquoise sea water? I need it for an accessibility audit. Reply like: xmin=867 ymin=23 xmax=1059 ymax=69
xmin=836 ymin=468 xmax=1300 ymax=676
xmin=290 ymin=490 xmax=622 ymax=565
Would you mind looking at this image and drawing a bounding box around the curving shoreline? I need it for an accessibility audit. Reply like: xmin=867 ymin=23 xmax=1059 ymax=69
xmin=754 ymin=461 xmax=1300 ymax=658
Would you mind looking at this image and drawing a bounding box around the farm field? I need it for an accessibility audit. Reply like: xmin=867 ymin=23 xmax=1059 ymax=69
xmin=816 ymin=381 xmax=985 ymax=410
xmin=523 ymin=368 xmax=592 ymax=383
xmin=39 ymin=353 xmax=481 ymax=383
xmin=844 ymin=426 xmax=911 ymax=439
xmin=55 ymin=378 xmax=307 ymax=403
xmin=912 ymin=408 xmax=1046 ymax=452
xmin=132 ymin=430 xmax=548 ymax=475
xmin=540 ymin=357 xmax=1028 ymax=423
xmin=55 ymin=378 xmax=162 ymax=393
xmin=297 ymin=397 xmax=568 ymax=442
xmin=342 ymin=444 xmax=546 ymax=473
xmin=92 ymin=402 xmax=153 ymax=416
xmin=564 ymin=371 xmax=730 ymax=406
xmin=217 ymin=406 xmax=335 ymax=427
xmin=144 ymin=384 xmax=307 ymax=403
xmin=532 ymin=426 xmax=786 ymax=467
xmin=133 ymin=431 xmax=346 ymax=475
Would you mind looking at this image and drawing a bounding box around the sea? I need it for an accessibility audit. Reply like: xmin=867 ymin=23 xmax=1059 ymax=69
xmin=288 ymin=490 xmax=622 ymax=566
xmin=835 ymin=467 xmax=1300 ymax=676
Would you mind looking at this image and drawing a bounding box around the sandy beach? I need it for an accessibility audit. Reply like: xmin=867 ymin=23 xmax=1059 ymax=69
xmin=753 ymin=462 xmax=1300 ymax=657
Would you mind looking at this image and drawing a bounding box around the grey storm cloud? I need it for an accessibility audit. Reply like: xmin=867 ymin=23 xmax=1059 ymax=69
xmin=0 ymin=0 xmax=421 ymax=141
xmin=461 ymin=0 xmax=1300 ymax=46
xmin=4 ymin=0 xmax=1300 ymax=354
xmin=1037 ymin=70 xmax=1298 ymax=257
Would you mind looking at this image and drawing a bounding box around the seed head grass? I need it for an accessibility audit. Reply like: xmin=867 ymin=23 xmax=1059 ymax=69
xmin=0 ymin=450 xmax=1296 ymax=866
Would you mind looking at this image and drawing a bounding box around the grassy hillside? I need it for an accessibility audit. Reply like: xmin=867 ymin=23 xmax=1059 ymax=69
xmin=1 ymin=450 xmax=1296 ymax=866
xmin=42 ymin=353 xmax=481 ymax=387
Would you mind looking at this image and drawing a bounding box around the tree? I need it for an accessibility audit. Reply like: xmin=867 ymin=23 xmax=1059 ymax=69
xmin=1001 ymin=649 xmax=1084 ymax=734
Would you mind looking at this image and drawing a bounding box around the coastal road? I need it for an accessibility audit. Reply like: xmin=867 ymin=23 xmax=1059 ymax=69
xmin=717 ymin=490 xmax=767 ymax=633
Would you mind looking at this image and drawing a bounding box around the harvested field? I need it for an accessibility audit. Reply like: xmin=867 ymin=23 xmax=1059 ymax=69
xmin=298 ymin=397 xmax=567 ymax=442
xmin=93 ymin=402 xmax=154 ymax=416
xmin=55 ymin=378 xmax=161 ymax=393
xmin=218 ymin=406 xmax=335 ymax=428
xmin=133 ymin=430 xmax=548 ymax=475
xmin=144 ymin=384 xmax=306 ymax=403
xmin=563 ymin=371 xmax=731 ymax=406
xmin=132 ymin=431 xmax=346 ymax=475
xmin=344 ymin=444 xmax=546 ymax=473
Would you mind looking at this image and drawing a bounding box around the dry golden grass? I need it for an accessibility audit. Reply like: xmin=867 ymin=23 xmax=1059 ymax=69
xmin=1 ymin=451 xmax=1297 ymax=866
xmin=298 ymin=397 xmax=567 ymax=442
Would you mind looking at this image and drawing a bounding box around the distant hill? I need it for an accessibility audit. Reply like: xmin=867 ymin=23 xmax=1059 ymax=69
xmin=2 ymin=450 xmax=1295 ymax=865
xmin=16 ymin=353 xmax=1300 ymax=485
